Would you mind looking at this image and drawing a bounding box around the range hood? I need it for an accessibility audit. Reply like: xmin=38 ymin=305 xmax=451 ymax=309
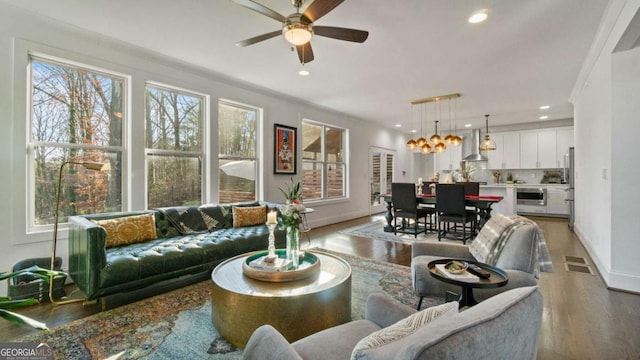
xmin=462 ymin=129 xmax=488 ymax=162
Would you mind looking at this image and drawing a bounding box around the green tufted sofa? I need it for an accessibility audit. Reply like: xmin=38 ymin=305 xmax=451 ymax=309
xmin=67 ymin=201 xmax=286 ymax=305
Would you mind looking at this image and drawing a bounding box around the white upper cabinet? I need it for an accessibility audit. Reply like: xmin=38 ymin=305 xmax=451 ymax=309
xmin=436 ymin=143 xmax=462 ymax=173
xmin=556 ymin=127 xmax=574 ymax=168
xmin=487 ymin=132 xmax=520 ymax=169
xmin=520 ymin=130 xmax=559 ymax=169
xmin=519 ymin=132 xmax=539 ymax=168
xmin=537 ymin=130 xmax=558 ymax=168
xmin=490 ymin=127 xmax=573 ymax=169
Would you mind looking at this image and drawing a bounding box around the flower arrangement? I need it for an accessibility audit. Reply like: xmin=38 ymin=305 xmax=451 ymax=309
xmin=454 ymin=162 xmax=475 ymax=182
xmin=278 ymin=178 xmax=305 ymax=228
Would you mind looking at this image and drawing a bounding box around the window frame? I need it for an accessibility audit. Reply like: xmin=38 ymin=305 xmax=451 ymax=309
xmin=144 ymin=81 xmax=208 ymax=208
xmin=217 ymin=99 xmax=262 ymax=203
xmin=26 ymin=53 xmax=128 ymax=234
xmin=301 ymin=119 xmax=348 ymax=202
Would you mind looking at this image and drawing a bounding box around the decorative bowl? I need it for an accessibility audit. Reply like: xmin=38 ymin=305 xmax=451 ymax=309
xmin=444 ymin=260 xmax=468 ymax=274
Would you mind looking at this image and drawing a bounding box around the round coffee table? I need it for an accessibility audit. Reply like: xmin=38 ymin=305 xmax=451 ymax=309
xmin=210 ymin=249 xmax=352 ymax=348
xmin=428 ymin=259 xmax=508 ymax=307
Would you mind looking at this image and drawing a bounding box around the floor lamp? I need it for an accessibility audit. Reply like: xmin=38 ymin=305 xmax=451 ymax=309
xmin=49 ymin=160 xmax=110 ymax=306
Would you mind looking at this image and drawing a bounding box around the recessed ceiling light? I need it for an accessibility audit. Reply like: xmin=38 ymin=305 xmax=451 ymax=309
xmin=539 ymin=115 xmax=549 ymax=120
xmin=464 ymin=124 xmax=472 ymax=128
xmin=298 ymin=69 xmax=310 ymax=76
xmin=468 ymin=11 xmax=488 ymax=24
xmin=539 ymin=105 xmax=550 ymax=110
xmin=395 ymin=124 xmax=402 ymax=128
xmin=411 ymin=129 xmax=417 ymax=133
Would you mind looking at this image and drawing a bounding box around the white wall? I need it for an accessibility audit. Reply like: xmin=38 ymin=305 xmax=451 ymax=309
xmin=0 ymin=4 xmax=407 ymax=274
xmin=571 ymin=0 xmax=640 ymax=292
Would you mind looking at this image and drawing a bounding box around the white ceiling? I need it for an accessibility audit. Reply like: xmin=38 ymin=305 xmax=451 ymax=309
xmin=3 ymin=0 xmax=609 ymax=132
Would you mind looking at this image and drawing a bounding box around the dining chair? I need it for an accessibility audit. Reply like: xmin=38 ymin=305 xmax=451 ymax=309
xmin=463 ymin=181 xmax=480 ymax=234
xmin=435 ymin=183 xmax=475 ymax=244
xmin=391 ymin=183 xmax=434 ymax=238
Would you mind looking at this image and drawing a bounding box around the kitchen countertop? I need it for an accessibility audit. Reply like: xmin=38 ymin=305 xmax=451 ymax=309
xmin=481 ymin=183 xmax=569 ymax=188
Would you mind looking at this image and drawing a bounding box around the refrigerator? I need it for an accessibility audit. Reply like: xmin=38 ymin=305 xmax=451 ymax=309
xmin=566 ymin=147 xmax=575 ymax=230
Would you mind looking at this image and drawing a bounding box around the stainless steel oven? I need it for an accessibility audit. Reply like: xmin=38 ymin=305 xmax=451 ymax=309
xmin=516 ymin=188 xmax=547 ymax=206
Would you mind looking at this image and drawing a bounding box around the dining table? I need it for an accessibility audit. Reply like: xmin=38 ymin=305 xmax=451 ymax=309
xmin=382 ymin=193 xmax=504 ymax=233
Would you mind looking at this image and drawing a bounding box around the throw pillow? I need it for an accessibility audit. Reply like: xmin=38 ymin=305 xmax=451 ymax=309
xmin=154 ymin=206 xmax=209 ymax=235
xmin=350 ymin=301 xmax=458 ymax=360
xmin=232 ymin=205 xmax=267 ymax=228
xmin=96 ymin=213 xmax=158 ymax=248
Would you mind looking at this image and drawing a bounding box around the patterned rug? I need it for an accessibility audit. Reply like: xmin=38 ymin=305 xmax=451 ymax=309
xmin=18 ymin=249 xmax=443 ymax=359
xmin=338 ymin=219 xmax=472 ymax=245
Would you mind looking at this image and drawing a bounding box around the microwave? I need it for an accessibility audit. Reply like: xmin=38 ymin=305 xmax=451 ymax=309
xmin=516 ymin=188 xmax=547 ymax=206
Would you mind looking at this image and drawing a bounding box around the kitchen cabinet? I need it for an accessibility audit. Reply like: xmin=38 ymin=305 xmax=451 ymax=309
xmin=546 ymin=188 xmax=569 ymax=216
xmin=556 ymin=127 xmax=574 ymax=168
xmin=520 ymin=130 xmax=557 ymax=169
xmin=436 ymin=144 xmax=462 ymax=174
xmin=487 ymin=132 xmax=519 ymax=169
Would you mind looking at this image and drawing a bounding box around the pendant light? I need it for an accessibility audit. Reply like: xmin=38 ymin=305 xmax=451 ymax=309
xmin=451 ymin=97 xmax=462 ymax=146
xmin=479 ymin=114 xmax=497 ymax=151
xmin=429 ymin=100 xmax=442 ymax=144
xmin=416 ymin=103 xmax=427 ymax=148
xmin=444 ymin=98 xmax=455 ymax=144
xmin=432 ymin=120 xmax=446 ymax=153
xmin=420 ymin=103 xmax=431 ymax=153
xmin=406 ymin=103 xmax=417 ymax=149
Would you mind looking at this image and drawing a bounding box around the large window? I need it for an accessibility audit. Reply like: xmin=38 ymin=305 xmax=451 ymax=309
xmin=145 ymin=84 xmax=205 ymax=208
xmin=301 ymin=120 xmax=347 ymax=201
xmin=28 ymin=57 xmax=123 ymax=228
xmin=218 ymin=101 xmax=259 ymax=203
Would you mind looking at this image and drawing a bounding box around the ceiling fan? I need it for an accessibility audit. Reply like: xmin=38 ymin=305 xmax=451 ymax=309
xmin=232 ymin=0 xmax=369 ymax=64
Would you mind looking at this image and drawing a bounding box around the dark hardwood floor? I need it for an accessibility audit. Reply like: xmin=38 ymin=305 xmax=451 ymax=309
xmin=2 ymin=215 xmax=639 ymax=359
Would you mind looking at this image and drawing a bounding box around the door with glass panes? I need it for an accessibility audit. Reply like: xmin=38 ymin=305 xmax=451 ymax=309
xmin=370 ymin=147 xmax=395 ymax=213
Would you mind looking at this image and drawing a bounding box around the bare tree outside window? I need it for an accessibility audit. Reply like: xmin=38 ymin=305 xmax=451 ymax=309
xmin=145 ymin=85 xmax=204 ymax=208
xmin=29 ymin=58 xmax=123 ymax=227
xmin=218 ymin=101 xmax=259 ymax=203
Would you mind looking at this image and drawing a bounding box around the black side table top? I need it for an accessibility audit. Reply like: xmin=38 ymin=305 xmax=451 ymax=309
xmin=428 ymin=258 xmax=508 ymax=307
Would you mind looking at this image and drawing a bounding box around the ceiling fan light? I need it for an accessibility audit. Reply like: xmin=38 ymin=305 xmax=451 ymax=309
xmin=284 ymin=24 xmax=312 ymax=45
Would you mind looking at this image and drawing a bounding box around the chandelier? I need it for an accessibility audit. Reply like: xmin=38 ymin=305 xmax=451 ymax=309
xmin=406 ymin=93 xmax=462 ymax=153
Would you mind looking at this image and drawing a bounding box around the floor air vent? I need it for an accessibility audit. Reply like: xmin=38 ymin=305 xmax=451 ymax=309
xmin=564 ymin=263 xmax=595 ymax=275
xmin=564 ymin=255 xmax=587 ymax=264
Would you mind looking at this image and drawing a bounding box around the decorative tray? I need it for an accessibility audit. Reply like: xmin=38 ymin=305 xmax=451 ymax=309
xmin=242 ymin=250 xmax=321 ymax=282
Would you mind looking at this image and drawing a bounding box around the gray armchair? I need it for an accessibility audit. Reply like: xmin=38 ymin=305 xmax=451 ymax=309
xmin=243 ymin=286 xmax=543 ymax=360
xmin=412 ymin=216 xmax=541 ymax=306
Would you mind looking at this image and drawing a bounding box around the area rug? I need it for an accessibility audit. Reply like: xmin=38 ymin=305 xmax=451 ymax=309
xmin=18 ymin=249 xmax=443 ymax=359
xmin=339 ymin=218 xmax=472 ymax=245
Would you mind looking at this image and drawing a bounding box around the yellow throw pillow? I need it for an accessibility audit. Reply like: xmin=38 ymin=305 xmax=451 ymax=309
xmin=232 ymin=205 xmax=267 ymax=228
xmin=96 ymin=213 xmax=158 ymax=248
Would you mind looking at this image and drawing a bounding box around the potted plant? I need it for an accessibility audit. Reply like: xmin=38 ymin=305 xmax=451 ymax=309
xmin=1 ymin=265 xmax=65 ymax=329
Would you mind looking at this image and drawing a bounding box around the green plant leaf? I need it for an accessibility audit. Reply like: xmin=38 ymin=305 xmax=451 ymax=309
xmin=0 ymin=298 xmax=40 ymax=310
xmin=0 ymin=309 xmax=48 ymax=330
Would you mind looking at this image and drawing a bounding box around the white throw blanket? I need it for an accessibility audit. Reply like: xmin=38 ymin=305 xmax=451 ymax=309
xmin=469 ymin=213 xmax=553 ymax=278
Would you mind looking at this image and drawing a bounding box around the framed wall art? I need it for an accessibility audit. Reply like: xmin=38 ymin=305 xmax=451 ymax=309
xmin=274 ymin=123 xmax=297 ymax=174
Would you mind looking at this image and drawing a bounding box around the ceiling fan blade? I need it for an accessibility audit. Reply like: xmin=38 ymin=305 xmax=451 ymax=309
xmin=232 ymin=0 xmax=286 ymax=23
xmin=296 ymin=42 xmax=315 ymax=64
xmin=314 ymin=26 xmax=369 ymax=43
xmin=236 ymin=30 xmax=282 ymax=47
xmin=303 ymin=0 xmax=345 ymax=22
